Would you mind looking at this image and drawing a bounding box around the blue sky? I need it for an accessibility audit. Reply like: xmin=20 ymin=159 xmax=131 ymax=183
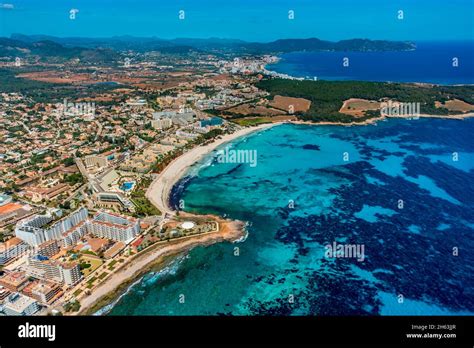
xmin=0 ymin=0 xmax=473 ymax=41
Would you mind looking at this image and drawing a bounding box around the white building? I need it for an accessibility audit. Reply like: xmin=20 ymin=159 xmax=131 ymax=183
xmin=153 ymin=110 xmax=195 ymax=126
xmin=0 ymin=237 xmax=30 ymax=265
xmin=61 ymin=222 xmax=88 ymax=248
xmin=151 ymin=118 xmax=172 ymax=130
xmin=14 ymin=215 xmax=53 ymax=247
xmin=37 ymin=240 xmax=60 ymax=258
xmin=176 ymin=130 xmax=199 ymax=139
xmin=94 ymin=192 xmax=135 ymax=212
xmin=15 ymin=208 xmax=88 ymax=247
xmin=3 ymin=293 xmax=39 ymax=316
xmin=84 ymin=155 xmax=108 ymax=169
xmin=15 ymin=207 xmax=140 ymax=249
xmin=25 ymin=255 xmax=82 ymax=286
xmin=61 ymin=264 xmax=82 ymax=286
xmin=87 ymin=211 xmax=140 ymax=242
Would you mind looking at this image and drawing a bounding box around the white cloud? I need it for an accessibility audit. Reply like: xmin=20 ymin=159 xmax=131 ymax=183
xmin=0 ymin=3 xmax=14 ymax=10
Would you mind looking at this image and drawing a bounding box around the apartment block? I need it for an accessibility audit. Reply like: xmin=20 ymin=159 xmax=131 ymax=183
xmin=15 ymin=207 xmax=88 ymax=247
xmin=3 ymin=292 xmax=39 ymax=316
xmin=87 ymin=211 xmax=140 ymax=242
xmin=0 ymin=237 xmax=30 ymax=265
xmin=37 ymin=240 xmax=60 ymax=258
xmin=151 ymin=118 xmax=173 ymax=130
xmin=0 ymin=271 xmax=29 ymax=292
xmin=25 ymin=255 xmax=82 ymax=286
xmin=23 ymin=281 xmax=62 ymax=305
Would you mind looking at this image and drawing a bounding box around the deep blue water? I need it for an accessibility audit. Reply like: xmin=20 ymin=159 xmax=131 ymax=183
xmin=108 ymin=118 xmax=474 ymax=316
xmin=269 ymin=42 xmax=474 ymax=84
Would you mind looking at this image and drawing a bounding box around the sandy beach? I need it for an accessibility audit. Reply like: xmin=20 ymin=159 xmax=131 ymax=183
xmin=78 ymin=113 xmax=473 ymax=315
xmin=146 ymin=113 xmax=474 ymax=217
xmin=146 ymin=123 xmax=279 ymax=215
xmin=71 ymin=124 xmax=275 ymax=315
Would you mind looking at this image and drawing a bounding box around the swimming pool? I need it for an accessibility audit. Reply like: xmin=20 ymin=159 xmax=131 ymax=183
xmin=120 ymin=182 xmax=135 ymax=191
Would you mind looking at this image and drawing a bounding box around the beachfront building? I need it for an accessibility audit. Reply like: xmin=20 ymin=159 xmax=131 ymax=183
xmin=15 ymin=207 xmax=139 ymax=250
xmin=87 ymin=211 xmax=140 ymax=242
xmin=200 ymin=117 xmax=223 ymax=127
xmin=61 ymin=263 xmax=82 ymax=286
xmin=176 ymin=129 xmax=200 ymax=140
xmin=3 ymin=293 xmax=39 ymax=316
xmin=24 ymin=281 xmax=62 ymax=305
xmin=25 ymin=255 xmax=82 ymax=286
xmin=25 ymin=255 xmax=63 ymax=284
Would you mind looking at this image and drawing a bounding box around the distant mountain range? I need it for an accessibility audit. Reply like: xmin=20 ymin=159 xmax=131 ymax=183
xmin=0 ymin=37 xmax=117 ymax=62
xmin=0 ymin=34 xmax=416 ymax=62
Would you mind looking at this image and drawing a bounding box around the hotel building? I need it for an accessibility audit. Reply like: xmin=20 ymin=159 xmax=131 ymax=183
xmin=93 ymin=191 xmax=135 ymax=212
xmin=84 ymin=154 xmax=108 ymax=169
xmin=0 ymin=271 xmax=29 ymax=292
xmin=87 ymin=211 xmax=140 ymax=242
xmin=151 ymin=118 xmax=173 ymax=130
xmin=15 ymin=207 xmax=140 ymax=252
xmin=14 ymin=214 xmax=53 ymax=247
xmin=61 ymin=221 xmax=88 ymax=248
xmin=0 ymin=237 xmax=30 ymax=265
xmin=25 ymin=255 xmax=82 ymax=286
xmin=3 ymin=293 xmax=39 ymax=316
xmin=23 ymin=281 xmax=62 ymax=305
xmin=15 ymin=208 xmax=88 ymax=247
xmin=37 ymin=240 xmax=60 ymax=258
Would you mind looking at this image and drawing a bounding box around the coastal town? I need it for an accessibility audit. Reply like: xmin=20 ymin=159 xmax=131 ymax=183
xmin=0 ymin=51 xmax=290 ymax=316
xmin=1 ymin=35 xmax=474 ymax=317
xmin=1 ymin=1 xmax=473 ymax=346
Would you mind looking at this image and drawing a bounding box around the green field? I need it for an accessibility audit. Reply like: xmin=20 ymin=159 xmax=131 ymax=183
xmin=233 ymin=117 xmax=274 ymax=126
xmin=79 ymin=255 xmax=103 ymax=277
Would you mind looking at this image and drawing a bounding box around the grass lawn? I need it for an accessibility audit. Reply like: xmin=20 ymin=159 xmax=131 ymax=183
xmin=98 ymin=272 xmax=108 ymax=280
xmin=80 ymin=255 xmax=103 ymax=277
xmin=233 ymin=117 xmax=273 ymax=126
xmin=108 ymin=259 xmax=118 ymax=271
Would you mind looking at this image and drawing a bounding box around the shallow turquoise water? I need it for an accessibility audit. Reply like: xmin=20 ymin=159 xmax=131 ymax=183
xmin=108 ymin=118 xmax=474 ymax=315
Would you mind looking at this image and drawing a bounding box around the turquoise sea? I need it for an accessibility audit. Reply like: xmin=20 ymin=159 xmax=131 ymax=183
xmin=108 ymin=118 xmax=474 ymax=315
